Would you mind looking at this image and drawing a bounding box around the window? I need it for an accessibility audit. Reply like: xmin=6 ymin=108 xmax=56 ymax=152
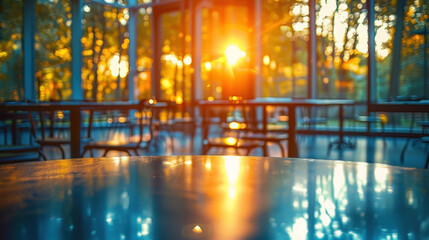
xmin=0 ymin=0 xmax=23 ymax=101
xmin=136 ymin=6 xmax=153 ymax=100
xmin=159 ymin=9 xmax=191 ymax=103
xmin=315 ymin=0 xmax=368 ymax=101
xmin=262 ymin=0 xmax=309 ymax=98
xmin=375 ymin=0 xmax=428 ymax=101
xmin=82 ymin=3 xmax=130 ymax=101
xmin=35 ymin=0 xmax=72 ymax=101
xmin=201 ymin=5 xmax=252 ymax=100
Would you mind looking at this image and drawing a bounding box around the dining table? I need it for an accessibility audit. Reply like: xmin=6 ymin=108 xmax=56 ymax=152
xmin=0 ymin=101 xmax=167 ymax=158
xmin=198 ymin=98 xmax=355 ymax=158
xmin=0 ymin=155 xmax=427 ymax=239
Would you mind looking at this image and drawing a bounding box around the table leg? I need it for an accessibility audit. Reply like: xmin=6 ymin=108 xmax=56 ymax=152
xmin=288 ymin=106 xmax=297 ymax=158
xmin=262 ymin=106 xmax=268 ymax=156
xmin=70 ymin=109 xmax=81 ymax=158
xmin=339 ymin=104 xmax=344 ymax=143
xmin=11 ymin=119 xmax=18 ymax=144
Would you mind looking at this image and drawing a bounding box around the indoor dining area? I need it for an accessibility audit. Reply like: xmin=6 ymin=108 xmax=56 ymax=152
xmin=0 ymin=0 xmax=429 ymax=239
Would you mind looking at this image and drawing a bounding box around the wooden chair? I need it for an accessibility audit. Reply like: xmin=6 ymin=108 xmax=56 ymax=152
xmin=167 ymin=102 xmax=197 ymax=153
xmin=201 ymin=102 xmax=264 ymax=156
xmin=299 ymin=106 xmax=327 ymax=130
xmin=28 ymin=109 xmax=93 ymax=159
xmin=239 ymin=105 xmax=289 ymax=157
xmin=202 ymin=121 xmax=263 ymax=155
xmin=0 ymin=111 xmax=46 ymax=163
xmin=81 ymin=100 xmax=152 ymax=157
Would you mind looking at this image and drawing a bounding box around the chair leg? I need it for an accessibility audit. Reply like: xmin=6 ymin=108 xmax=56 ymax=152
xmin=246 ymin=147 xmax=258 ymax=156
xmin=277 ymin=142 xmax=286 ymax=158
xmin=190 ymin=126 xmax=195 ymax=153
xmin=203 ymin=145 xmax=210 ymax=155
xmin=58 ymin=145 xmax=66 ymax=159
xmin=102 ymin=150 xmax=110 ymax=157
xmin=37 ymin=150 xmax=47 ymax=161
xmin=400 ymin=138 xmax=411 ymax=164
xmin=235 ymin=147 xmax=241 ymax=155
xmin=262 ymin=142 xmax=268 ymax=157
xmin=125 ymin=150 xmax=132 ymax=156
xmin=425 ymin=152 xmax=429 ymax=169
xmin=80 ymin=148 xmax=88 ymax=158
xmin=134 ymin=149 xmax=139 ymax=156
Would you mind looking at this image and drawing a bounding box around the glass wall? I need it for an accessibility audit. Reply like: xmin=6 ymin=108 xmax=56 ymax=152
xmin=35 ymin=0 xmax=72 ymax=101
xmin=136 ymin=6 xmax=152 ymax=100
xmin=159 ymin=9 xmax=192 ymax=103
xmin=315 ymin=0 xmax=368 ymax=101
xmin=0 ymin=0 xmax=427 ymax=103
xmin=82 ymin=3 xmax=130 ymax=101
xmin=0 ymin=0 xmax=23 ymax=101
xmin=201 ymin=4 xmax=252 ymax=100
xmin=375 ymin=0 xmax=428 ymax=101
xmin=261 ymin=0 xmax=309 ymax=98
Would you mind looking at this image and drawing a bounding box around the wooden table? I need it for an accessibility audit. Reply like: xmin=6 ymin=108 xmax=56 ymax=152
xmin=198 ymin=98 xmax=355 ymax=157
xmin=0 ymin=155 xmax=428 ymax=239
xmin=0 ymin=101 xmax=167 ymax=158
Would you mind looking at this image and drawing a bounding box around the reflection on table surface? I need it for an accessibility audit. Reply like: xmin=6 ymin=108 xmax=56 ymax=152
xmin=0 ymin=156 xmax=428 ymax=239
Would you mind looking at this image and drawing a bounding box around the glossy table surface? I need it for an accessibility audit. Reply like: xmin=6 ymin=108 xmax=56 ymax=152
xmin=0 ymin=156 xmax=428 ymax=239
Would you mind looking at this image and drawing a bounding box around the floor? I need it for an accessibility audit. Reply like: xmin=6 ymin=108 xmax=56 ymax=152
xmin=17 ymin=127 xmax=428 ymax=169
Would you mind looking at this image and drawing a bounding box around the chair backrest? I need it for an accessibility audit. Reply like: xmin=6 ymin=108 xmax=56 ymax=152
xmin=0 ymin=111 xmax=32 ymax=145
xmin=27 ymin=109 xmax=93 ymax=141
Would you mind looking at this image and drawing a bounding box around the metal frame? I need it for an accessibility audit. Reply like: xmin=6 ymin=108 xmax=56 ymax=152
xmin=23 ymin=0 xmax=36 ymax=101
xmin=71 ymin=0 xmax=83 ymax=100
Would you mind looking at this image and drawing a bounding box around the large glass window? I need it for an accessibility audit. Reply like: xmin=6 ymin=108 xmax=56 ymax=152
xmin=159 ymin=9 xmax=191 ymax=103
xmin=315 ymin=0 xmax=368 ymax=101
xmin=136 ymin=6 xmax=152 ymax=100
xmin=201 ymin=5 xmax=252 ymax=100
xmin=375 ymin=0 xmax=428 ymax=101
xmin=82 ymin=3 xmax=129 ymax=101
xmin=0 ymin=0 xmax=23 ymax=101
xmin=35 ymin=0 xmax=72 ymax=101
xmin=261 ymin=0 xmax=309 ymax=98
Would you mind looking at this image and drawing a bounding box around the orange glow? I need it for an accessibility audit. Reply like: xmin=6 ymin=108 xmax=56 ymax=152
xmin=323 ymin=77 xmax=329 ymax=84
xmin=225 ymin=45 xmax=245 ymax=66
xmin=228 ymin=122 xmax=239 ymax=129
xmin=183 ymin=55 xmax=192 ymax=65
xmin=204 ymin=61 xmax=212 ymax=71
xmin=118 ymin=116 xmax=127 ymax=123
xmin=56 ymin=111 xmax=64 ymax=119
xmin=175 ymin=95 xmax=183 ymax=104
xmin=148 ymin=98 xmax=157 ymax=105
xmin=263 ymin=55 xmax=270 ymax=66
xmin=224 ymin=156 xmax=240 ymax=184
xmin=192 ymin=225 xmax=203 ymax=234
xmin=379 ymin=113 xmax=388 ymax=124
xmin=224 ymin=137 xmax=237 ymax=146
xmin=229 ymin=95 xmax=243 ymax=103
xmin=205 ymin=160 xmax=212 ymax=170
xmin=228 ymin=122 xmax=247 ymax=130
xmin=277 ymin=115 xmax=289 ymax=122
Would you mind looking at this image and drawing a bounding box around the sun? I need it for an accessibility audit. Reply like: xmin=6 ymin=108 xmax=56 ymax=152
xmin=224 ymin=44 xmax=246 ymax=66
